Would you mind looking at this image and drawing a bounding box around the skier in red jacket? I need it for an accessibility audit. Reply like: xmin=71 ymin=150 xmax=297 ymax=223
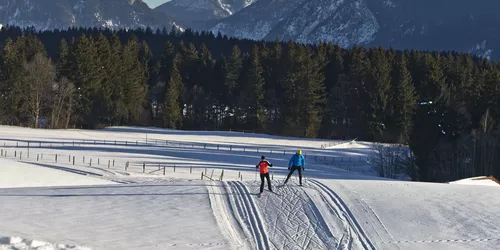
xmin=256 ymin=156 xmax=273 ymax=193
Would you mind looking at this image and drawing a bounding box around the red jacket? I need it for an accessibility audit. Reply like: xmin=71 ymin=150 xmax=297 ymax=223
xmin=256 ymin=160 xmax=273 ymax=174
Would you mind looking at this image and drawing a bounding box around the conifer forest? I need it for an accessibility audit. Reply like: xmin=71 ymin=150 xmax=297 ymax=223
xmin=0 ymin=26 xmax=499 ymax=182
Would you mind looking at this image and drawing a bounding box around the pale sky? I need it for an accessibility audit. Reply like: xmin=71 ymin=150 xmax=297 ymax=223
xmin=143 ymin=0 xmax=170 ymax=8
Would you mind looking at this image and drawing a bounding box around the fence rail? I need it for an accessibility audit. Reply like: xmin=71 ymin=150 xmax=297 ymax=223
xmin=0 ymin=138 xmax=370 ymax=164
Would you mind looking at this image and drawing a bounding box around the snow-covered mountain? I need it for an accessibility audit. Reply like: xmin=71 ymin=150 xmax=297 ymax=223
xmin=0 ymin=0 xmax=177 ymax=31
xmin=155 ymin=0 xmax=257 ymax=30
xmin=210 ymin=0 xmax=500 ymax=58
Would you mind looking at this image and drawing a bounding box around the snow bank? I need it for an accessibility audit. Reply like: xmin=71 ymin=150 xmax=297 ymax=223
xmin=0 ymin=158 xmax=116 ymax=188
xmin=0 ymin=236 xmax=90 ymax=250
xmin=449 ymin=176 xmax=500 ymax=187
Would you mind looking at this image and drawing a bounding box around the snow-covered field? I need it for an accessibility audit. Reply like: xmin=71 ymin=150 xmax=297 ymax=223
xmin=0 ymin=125 xmax=499 ymax=250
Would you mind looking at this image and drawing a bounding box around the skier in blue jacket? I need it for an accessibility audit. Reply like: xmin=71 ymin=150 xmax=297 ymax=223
xmin=284 ymin=150 xmax=305 ymax=186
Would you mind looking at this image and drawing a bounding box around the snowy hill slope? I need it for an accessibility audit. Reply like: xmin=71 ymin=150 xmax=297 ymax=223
xmin=0 ymin=126 xmax=499 ymax=249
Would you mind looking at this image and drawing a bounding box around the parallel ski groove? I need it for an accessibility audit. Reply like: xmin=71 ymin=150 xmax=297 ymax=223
xmin=229 ymin=181 xmax=270 ymax=250
xmin=308 ymin=179 xmax=375 ymax=250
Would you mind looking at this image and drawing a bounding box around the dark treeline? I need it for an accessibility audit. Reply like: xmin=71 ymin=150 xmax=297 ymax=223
xmin=0 ymin=25 xmax=499 ymax=182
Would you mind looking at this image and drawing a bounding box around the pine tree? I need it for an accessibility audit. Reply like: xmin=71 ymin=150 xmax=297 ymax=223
xmin=74 ymin=34 xmax=102 ymax=127
xmin=367 ymin=48 xmax=392 ymax=140
xmin=263 ymin=41 xmax=285 ymax=133
xmin=108 ymin=33 xmax=126 ymax=124
xmin=164 ymin=60 xmax=183 ymax=129
xmin=56 ymin=38 xmax=70 ymax=79
xmin=0 ymin=38 xmax=25 ymax=124
xmin=223 ymin=45 xmax=243 ymax=128
xmin=281 ymin=42 xmax=300 ymax=136
xmin=122 ymin=36 xmax=148 ymax=123
xmin=391 ymin=53 xmax=417 ymax=143
xmin=319 ymin=43 xmax=344 ymax=138
xmin=297 ymin=46 xmax=326 ymax=138
xmin=239 ymin=45 xmax=266 ymax=132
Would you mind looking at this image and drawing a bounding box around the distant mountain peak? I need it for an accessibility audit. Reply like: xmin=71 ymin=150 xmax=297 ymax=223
xmin=0 ymin=0 xmax=177 ymax=31
xmin=155 ymin=0 xmax=257 ymax=30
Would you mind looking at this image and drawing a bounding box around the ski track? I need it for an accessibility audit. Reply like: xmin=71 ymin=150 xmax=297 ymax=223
xmin=307 ymin=179 xmax=375 ymax=250
xmin=249 ymin=181 xmax=338 ymax=250
xmin=226 ymin=181 xmax=270 ymax=250
xmin=207 ymin=182 xmax=249 ymax=250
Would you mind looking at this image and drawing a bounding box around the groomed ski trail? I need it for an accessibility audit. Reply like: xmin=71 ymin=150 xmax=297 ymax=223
xmin=250 ymin=181 xmax=338 ymax=250
xmin=209 ymin=181 xmax=271 ymax=250
xmin=307 ymin=179 xmax=375 ymax=250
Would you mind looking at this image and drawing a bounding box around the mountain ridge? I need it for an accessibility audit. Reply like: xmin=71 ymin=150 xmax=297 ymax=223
xmin=0 ymin=0 xmax=178 ymax=31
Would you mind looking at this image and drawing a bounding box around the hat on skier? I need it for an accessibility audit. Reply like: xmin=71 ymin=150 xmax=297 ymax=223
xmin=297 ymin=150 xmax=302 ymax=155
xmin=261 ymin=155 xmax=265 ymax=159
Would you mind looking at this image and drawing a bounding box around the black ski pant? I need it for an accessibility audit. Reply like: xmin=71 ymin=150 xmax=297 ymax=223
xmin=260 ymin=173 xmax=272 ymax=193
xmin=284 ymin=166 xmax=302 ymax=185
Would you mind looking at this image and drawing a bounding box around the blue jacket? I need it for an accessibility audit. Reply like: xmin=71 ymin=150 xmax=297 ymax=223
xmin=289 ymin=154 xmax=305 ymax=168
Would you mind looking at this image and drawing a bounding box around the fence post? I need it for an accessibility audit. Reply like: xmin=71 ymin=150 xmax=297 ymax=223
xmin=238 ymin=172 xmax=241 ymax=178
xmin=201 ymin=172 xmax=204 ymax=180
xmin=73 ymin=156 xmax=75 ymax=165
xmin=83 ymin=156 xmax=85 ymax=163
xmin=217 ymin=145 xmax=219 ymax=150
xmin=37 ymin=154 xmax=39 ymax=161
xmin=163 ymin=166 xmax=166 ymax=175
xmin=98 ymin=158 xmax=100 ymax=165
xmin=27 ymin=142 xmax=30 ymax=157
xmin=205 ymin=168 xmax=207 ymax=175
xmin=204 ymin=144 xmax=206 ymax=149
xmin=39 ymin=142 xmax=41 ymax=147
xmin=115 ymin=140 xmax=117 ymax=145
xmin=158 ymin=164 xmax=161 ymax=170
xmin=15 ymin=151 xmax=16 ymax=157
xmin=190 ymin=166 xmax=192 ymax=174
xmin=73 ymin=141 xmax=75 ymax=146
xmin=19 ymin=151 xmax=22 ymax=160
xmin=211 ymin=169 xmax=214 ymax=179
xmin=113 ymin=159 xmax=115 ymax=166
xmin=16 ymin=142 xmax=18 ymax=148
xmin=257 ymin=148 xmax=259 ymax=153
xmin=55 ymin=154 xmax=58 ymax=163
xmin=220 ymin=170 xmax=224 ymax=181
xmin=125 ymin=161 xmax=129 ymax=170
xmin=230 ymin=145 xmax=232 ymax=151
xmin=143 ymin=163 xmax=145 ymax=173
xmin=244 ymin=147 xmax=246 ymax=152
xmin=41 ymin=153 xmax=43 ymax=160
xmin=174 ymin=165 xmax=176 ymax=172
xmin=108 ymin=160 xmax=110 ymax=168
xmin=272 ymin=174 xmax=274 ymax=180
xmin=126 ymin=141 xmax=128 ymax=146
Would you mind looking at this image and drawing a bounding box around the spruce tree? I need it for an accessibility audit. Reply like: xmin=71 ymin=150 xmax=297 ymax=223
xmin=74 ymin=34 xmax=101 ymax=127
xmin=239 ymin=45 xmax=266 ymax=132
xmin=391 ymin=53 xmax=417 ymax=143
xmin=297 ymin=46 xmax=326 ymax=138
xmin=164 ymin=59 xmax=183 ymax=129
xmin=122 ymin=36 xmax=148 ymax=123
xmin=223 ymin=45 xmax=243 ymax=128
xmin=367 ymin=48 xmax=392 ymax=140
